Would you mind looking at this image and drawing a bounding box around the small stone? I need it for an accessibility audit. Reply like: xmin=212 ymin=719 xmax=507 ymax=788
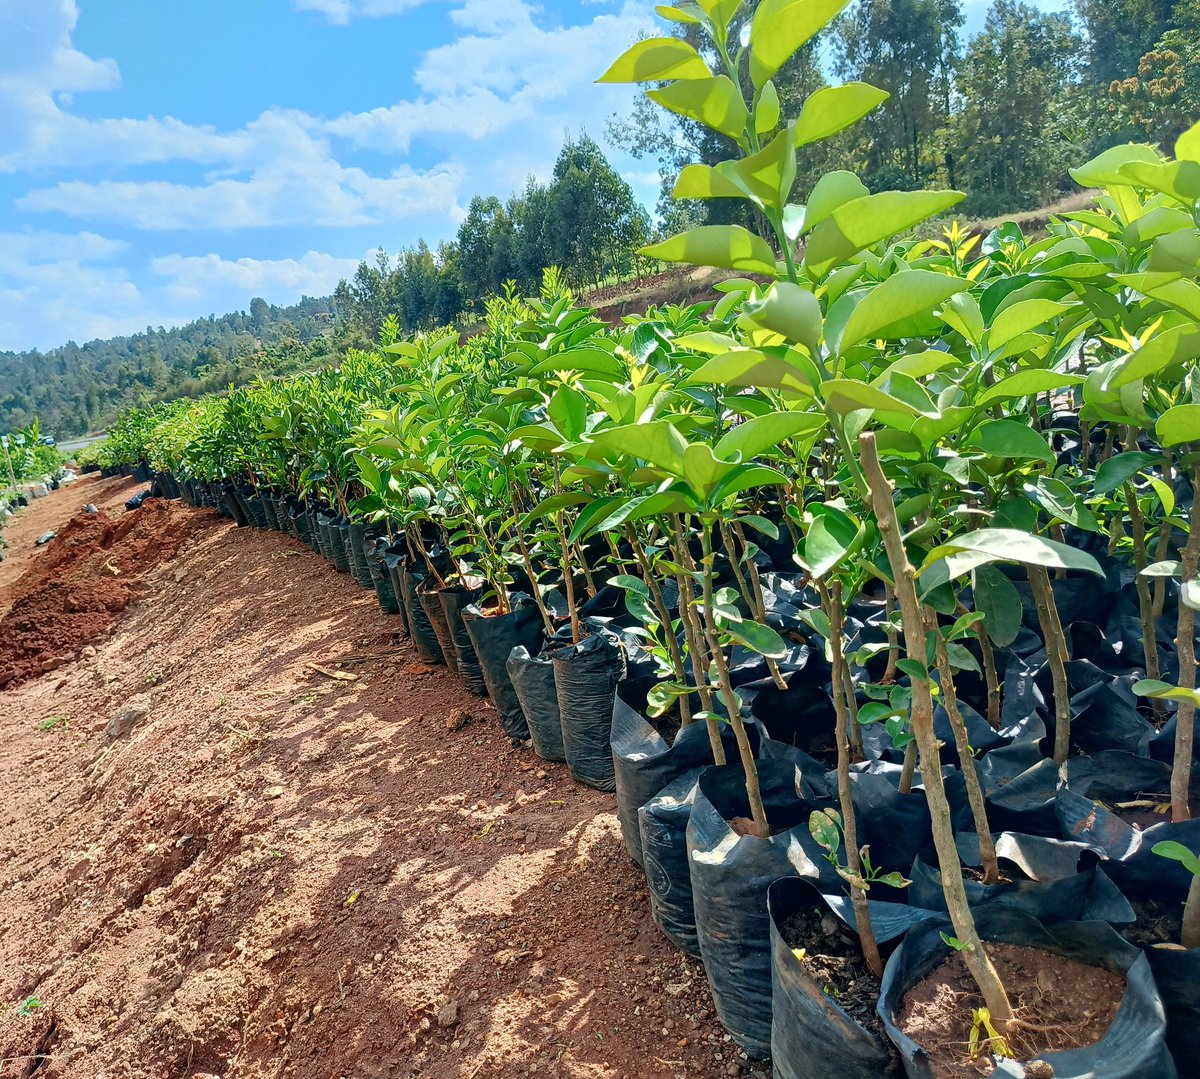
xmin=263 ymin=785 xmax=285 ymax=800
xmin=445 ymin=709 xmax=471 ymax=732
xmin=523 ymin=831 xmax=537 ymax=846
xmin=106 ymin=694 xmax=153 ymax=738
xmin=467 ymin=990 xmax=480 ymax=1002
xmin=81 ymin=646 xmax=97 ymax=659
xmin=373 ymin=953 xmax=383 ymax=963
xmin=726 ymin=1063 xmax=740 ymax=1076
xmin=174 ymin=567 xmax=188 ymax=583
xmin=1025 ymin=1064 xmax=1055 ymax=1079
xmin=819 ymin=915 xmax=839 ymax=938
xmin=437 ymin=1001 xmax=458 ymax=1028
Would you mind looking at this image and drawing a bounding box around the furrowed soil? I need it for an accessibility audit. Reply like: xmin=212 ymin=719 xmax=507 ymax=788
xmin=0 ymin=478 xmax=742 ymax=1079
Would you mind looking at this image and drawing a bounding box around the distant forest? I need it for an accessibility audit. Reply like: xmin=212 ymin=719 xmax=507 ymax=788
xmin=4 ymin=0 xmax=1197 ymax=438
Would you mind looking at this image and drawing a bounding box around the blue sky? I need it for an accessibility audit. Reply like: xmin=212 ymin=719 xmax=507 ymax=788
xmin=0 ymin=0 xmax=1064 ymax=354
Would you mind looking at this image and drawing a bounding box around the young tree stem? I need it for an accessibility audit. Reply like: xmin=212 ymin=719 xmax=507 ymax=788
xmin=820 ymin=580 xmax=883 ymax=977
xmin=672 ymin=526 xmax=725 ymax=765
xmin=700 ymin=522 xmax=768 ymax=836
xmin=1028 ymin=564 xmax=1071 ymax=765
xmin=1124 ymin=480 xmax=1162 ymax=685
xmin=626 ymin=524 xmax=692 ymax=726
xmin=1171 ymin=462 xmax=1200 ymax=823
xmin=860 ymin=432 xmax=1013 ymax=1031
xmin=931 ymin=625 xmax=1001 ymax=884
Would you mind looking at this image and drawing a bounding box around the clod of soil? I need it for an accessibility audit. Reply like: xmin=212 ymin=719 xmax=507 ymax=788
xmin=0 ymin=499 xmax=209 ymax=689
xmin=897 ymin=942 xmax=1124 ymax=1079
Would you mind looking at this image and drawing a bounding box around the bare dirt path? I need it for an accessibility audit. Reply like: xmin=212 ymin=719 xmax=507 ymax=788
xmin=0 ymin=481 xmax=749 ymax=1079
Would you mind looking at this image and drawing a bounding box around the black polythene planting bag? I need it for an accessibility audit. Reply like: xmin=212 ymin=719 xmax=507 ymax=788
xmin=877 ymin=909 xmax=1177 ymax=1079
xmin=908 ymin=830 xmax=1135 ymax=926
xmin=1145 ymin=945 xmax=1200 ymax=1073
xmin=767 ymin=876 xmax=941 ymax=1079
xmin=363 ymin=537 xmax=399 ymax=615
xmin=342 ymin=522 xmax=372 ymax=588
xmin=260 ymin=494 xmax=280 ymax=531
xmin=612 ymin=677 xmax=731 ymax=869
xmin=384 ymin=547 xmax=411 ymax=638
xmin=401 ymin=570 xmax=444 ymax=666
xmin=417 ymin=582 xmax=460 ymax=676
xmin=462 ymin=597 xmax=543 ymax=739
xmin=640 ymin=769 xmax=704 ymax=957
xmin=507 ymin=646 xmax=564 ymax=760
xmin=438 ymin=587 xmax=487 ymax=697
xmin=550 ymin=630 xmax=626 ymax=791
xmin=686 ymin=757 xmax=842 ymax=1060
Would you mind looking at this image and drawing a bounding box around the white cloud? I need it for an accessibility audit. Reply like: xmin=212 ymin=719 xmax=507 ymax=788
xmin=292 ymin=0 xmax=435 ymax=24
xmin=0 ymin=232 xmax=368 ymax=350
xmin=151 ymin=250 xmax=362 ymax=307
xmin=20 ymin=110 xmax=465 ymax=230
xmin=0 ymin=228 xmax=157 ymax=348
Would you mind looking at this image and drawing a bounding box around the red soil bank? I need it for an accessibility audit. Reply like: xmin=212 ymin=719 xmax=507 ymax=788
xmin=0 ymin=500 xmax=209 ymax=689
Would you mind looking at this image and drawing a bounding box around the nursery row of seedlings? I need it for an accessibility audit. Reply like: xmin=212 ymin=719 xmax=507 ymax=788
xmin=92 ymin=1 xmax=1200 ymax=1073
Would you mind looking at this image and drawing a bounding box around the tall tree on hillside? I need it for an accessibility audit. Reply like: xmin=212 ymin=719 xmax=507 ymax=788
xmin=1109 ymin=0 xmax=1200 ymax=146
xmin=833 ymin=0 xmax=963 ymax=189
xmin=1073 ymin=0 xmax=1175 ymax=90
xmin=546 ymin=134 xmax=649 ymax=290
xmin=949 ymin=0 xmax=1081 ymax=212
xmin=456 ymin=196 xmax=518 ymax=309
xmin=510 ymin=177 xmax=554 ymax=291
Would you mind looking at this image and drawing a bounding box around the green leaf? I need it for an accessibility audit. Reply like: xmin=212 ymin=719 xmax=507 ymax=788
xmin=724 ymin=618 xmax=788 ymax=658
xmin=588 ymin=420 xmax=689 ymax=476
xmin=975 ymin=369 xmax=1085 ymax=408
xmin=609 ymin=573 xmax=649 ymax=596
xmin=716 ymin=124 xmax=798 ymax=211
xmin=793 ymin=83 xmax=888 ymax=148
xmin=1176 ymin=118 xmax=1200 ymax=164
xmin=897 ymin=658 xmax=929 ymax=682
xmin=821 ymin=379 xmax=919 ymax=417
xmin=973 ymin=564 xmax=1021 ymax=647
xmin=1069 ymin=143 xmax=1162 ymax=188
xmin=1094 ymin=451 xmax=1159 ymax=496
xmin=715 ymin=410 xmax=825 ymax=461
xmin=687 ymin=349 xmax=816 ymax=396
xmin=529 ymin=346 xmax=625 ymax=379
xmin=1133 ymin=679 xmax=1200 ymax=709
xmin=967 ymin=420 xmax=1055 ymax=464
xmin=749 ymin=0 xmax=850 ymax=87
xmin=838 ymin=270 xmax=967 ymax=350
xmin=1157 ymin=404 xmax=1200 ymax=447
xmin=802 ymin=171 xmax=869 ymax=234
xmin=738 ymin=514 xmax=780 ymax=540
xmin=568 ymin=494 xmax=648 ymax=544
xmin=696 ymin=0 xmax=742 ymax=27
xmin=655 ymin=4 xmax=705 ymax=25
xmin=1142 ymin=560 xmax=1181 ymax=577
xmin=673 ymin=163 xmax=746 ymax=200
xmin=986 ymin=299 xmax=1071 ymax=351
xmin=804 ymin=190 xmax=965 ymax=277
xmin=1027 ymin=476 xmax=1100 ymax=532
xmin=809 ymin=809 xmax=842 ymax=853
xmin=923 ymin=528 xmax=1106 ymax=579
xmin=641 ymin=225 xmax=777 ymax=274
xmin=548 ymin=384 xmax=587 ymax=441
xmin=1150 ymin=840 xmax=1200 ymax=876
xmin=739 ymin=281 xmax=822 ymax=351
xmin=1106 ymin=325 xmax=1200 ymax=390
xmin=755 ymin=80 xmax=781 ymax=134
xmin=647 ymin=76 xmax=749 ymax=140
xmin=804 ymin=503 xmax=861 ymax=578
xmin=597 ymin=37 xmax=710 ymax=83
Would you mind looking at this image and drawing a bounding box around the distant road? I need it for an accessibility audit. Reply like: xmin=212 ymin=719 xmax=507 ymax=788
xmin=58 ymin=433 xmax=106 ymax=453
